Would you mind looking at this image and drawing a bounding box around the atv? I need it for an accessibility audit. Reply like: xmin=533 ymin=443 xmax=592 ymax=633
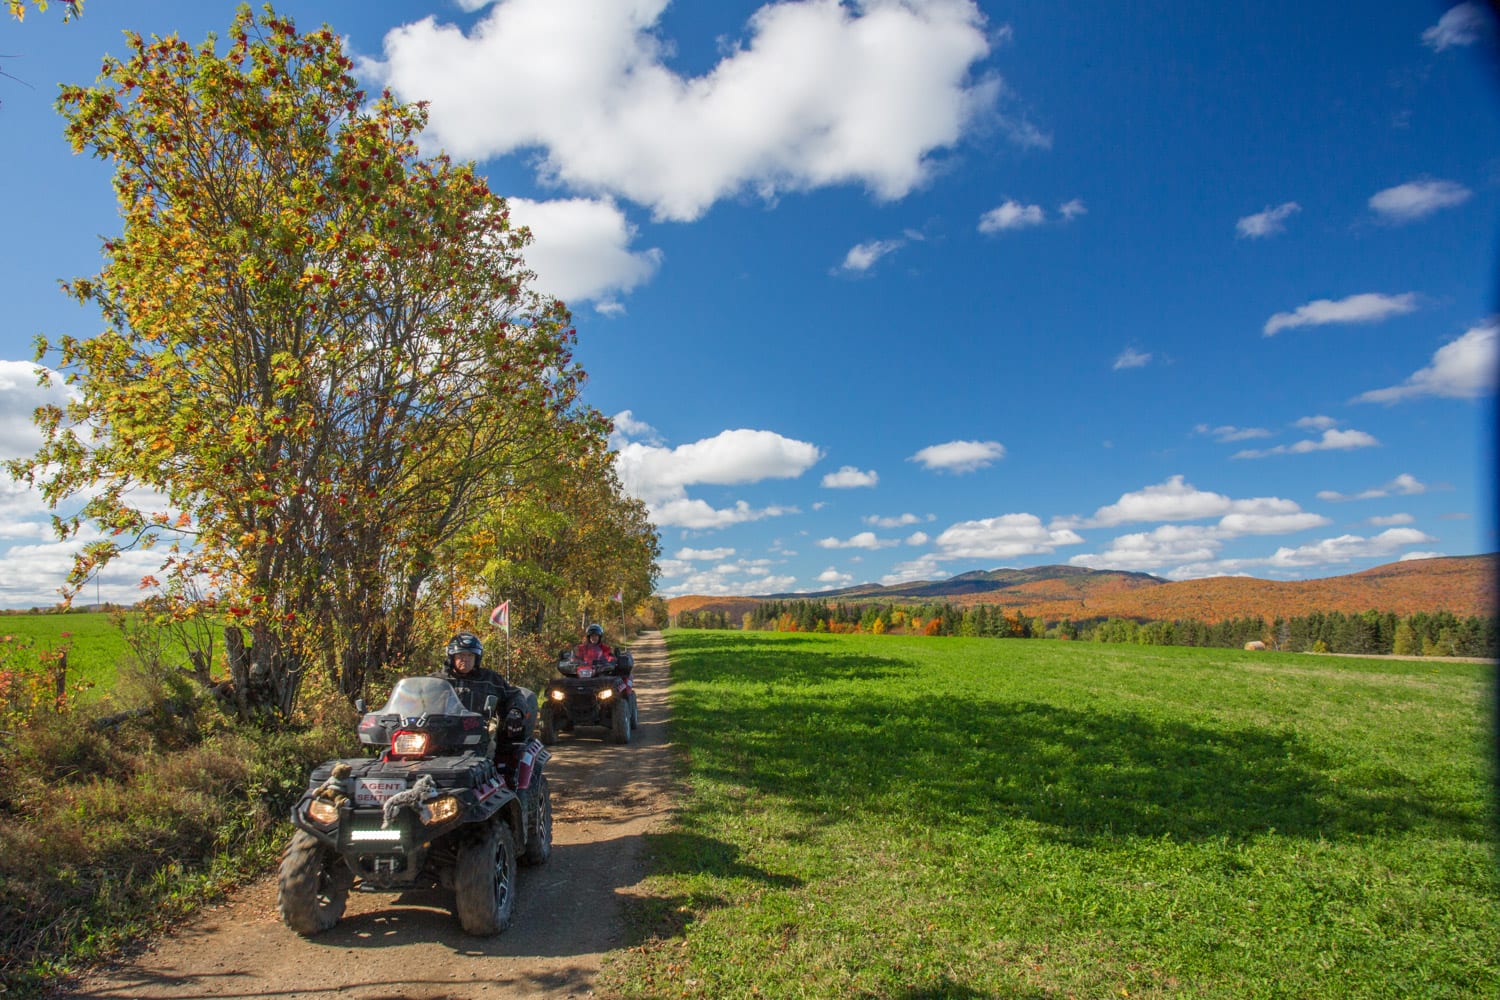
xmin=539 ymin=647 xmax=637 ymax=745
xmin=277 ymin=675 xmax=552 ymax=937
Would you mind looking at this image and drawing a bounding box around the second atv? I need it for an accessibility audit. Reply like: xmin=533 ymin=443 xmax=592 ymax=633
xmin=540 ymin=647 xmax=637 ymax=745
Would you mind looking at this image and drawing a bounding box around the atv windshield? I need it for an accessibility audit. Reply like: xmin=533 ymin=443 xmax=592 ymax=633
xmin=379 ymin=676 xmax=471 ymax=717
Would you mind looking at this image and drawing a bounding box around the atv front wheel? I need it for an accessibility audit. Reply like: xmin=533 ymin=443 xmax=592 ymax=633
xmin=539 ymin=704 xmax=557 ymax=746
xmin=455 ymin=820 xmax=518 ymax=935
xmin=629 ymin=692 xmax=639 ymax=728
xmin=522 ymin=772 xmax=553 ymax=866
xmin=611 ymin=699 xmax=632 ymax=744
xmin=277 ymin=830 xmax=351 ymax=935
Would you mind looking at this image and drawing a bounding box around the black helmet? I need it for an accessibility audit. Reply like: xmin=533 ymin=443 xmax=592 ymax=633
xmin=446 ymin=631 xmax=483 ymax=669
xmin=585 ymin=623 xmax=603 ymax=639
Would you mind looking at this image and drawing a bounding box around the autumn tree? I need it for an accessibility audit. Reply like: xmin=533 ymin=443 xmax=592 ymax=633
xmin=11 ymin=5 xmax=608 ymax=719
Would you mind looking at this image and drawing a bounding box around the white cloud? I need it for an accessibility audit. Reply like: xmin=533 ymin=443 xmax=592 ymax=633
xmin=1069 ymin=475 xmax=1236 ymax=527
xmin=506 ymin=197 xmax=662 ymax=310
xmin=675 ymin=546 xmax=736 ymax=560
xmin=905 ymin=531 xmax=930 ymax=546
xmin=610 ymin=409 xmax=663 ymax=448
xmin=650 ymin=497 xmax=796 ymax=530
xmin=837 ymin=239 xmax=904 ymax=274
xmin=909 ymin=439 xmax=1004 ymax=473
xmin=880 ymin=555 xmax=945 ymax=586
xmin=1233 ymin=428 xmax=1380 ymax=459
xmin=1354 ymin=320 xmax=1498 ymax=403
xmin=864 ymin=512 xmax=930 ymax=528
xmin=817 ymin=568 xmax=853 ymax=585
xmin=1070 ymin=524 xmax=1222 ymax=571
xmin=1058 ymin=198 xmax=1086 ymax=220
xmin=1113 ymin=347 xmax=1151 ymax=370
xmin=1369 ymin=513 xmax=1415 ymax=527
xmin=978 ymin=199 xmax=1045 ymax=233
xmin=1317 ymin=473 xmax=1428 ymax=502
xmin=615 ymin=428 xmax=822 ymax=510
xmin=0 ymin=360 xmax=72 ymax=462
xmin=1399 ymin=550 xmax=1447 ymax=562
xmin=1368 ymin=179 xmax=1472 ymax=222
xmin=1236 ymin=201 xmax=1301 ymax=238
xmin=1295 ymin=414 xmax=1339 ymax=431
xmin=1263 ymin=292 xmax=1418 ymax=336
xmin=821 ymin=465 xmax=879 ymax=489
xmin=1422 ymin=4 xmax=1489 ymax=51
xmin=1195 ymin=424 xmax=1271 ymax=443
xmin=1263 ymin=528 xmax=1437 ymax=568
xmin=1216 ymin=511 xmax=1331 ymax=536
xmin=817 ymin=531 xmax=898 ymax=550
xmin=933 ymin=513 xmax=1083 ymax=560
xmin=370 ymin=0 xmax=1000 ymax=223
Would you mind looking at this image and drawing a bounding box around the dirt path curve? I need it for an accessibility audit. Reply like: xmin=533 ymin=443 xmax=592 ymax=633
xmin=55 ymin=631 xmax=675 ymax=1000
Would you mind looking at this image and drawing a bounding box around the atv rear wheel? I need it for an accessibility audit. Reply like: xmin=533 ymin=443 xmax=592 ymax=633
xmin=522 ymin=772 xmax=553 ymax=865
xmin=539 ymin=704 xmax=557 ymax=746
xmin=611 ymin=699 xmax=632 ymax=744
xmin=630 ymin=692 xmax=639 ymax=728
xmin=277 ymin=830 xmax=351 ymax=936
xmin=454 ymin=819 xmax=518 ymax=935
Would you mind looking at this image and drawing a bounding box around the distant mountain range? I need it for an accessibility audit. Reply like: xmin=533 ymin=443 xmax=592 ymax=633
xmin=667 ymin=554 xmax=1498 ymax=624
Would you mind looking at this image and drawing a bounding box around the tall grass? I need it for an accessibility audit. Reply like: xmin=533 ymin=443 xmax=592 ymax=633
xmin=602 ymin=631 xmax=1497 ymax=1000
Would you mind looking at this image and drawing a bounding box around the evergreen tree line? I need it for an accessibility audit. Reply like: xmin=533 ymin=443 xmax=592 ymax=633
xmin=672 ymin=600 xmax=1499 ymax=657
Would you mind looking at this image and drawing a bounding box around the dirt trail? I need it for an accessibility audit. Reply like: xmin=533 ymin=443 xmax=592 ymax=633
xmin=54 ymin=631 xmax=675 ymax=1000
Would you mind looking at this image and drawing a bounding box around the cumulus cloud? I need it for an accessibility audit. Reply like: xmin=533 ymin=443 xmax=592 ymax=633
xmin=1422 ymin=4 xmax=1490 ymax=51
xmin=369 ymin=0 xmax=1001 ymax=223
xmin=978 ymin=199 xmax=1045 ymax=233
xmin=837 ymin=238 xmax=905 ymax=274
xmin=615 ymin=427 xmax=822 ymax=507
xmin=675 ymin=546 xmax=735 ymax=560
xmin=0 ymin=360 xmax=71 ymax=462
xmin=1263 ymin=292 xmax=1418 ymax=336
xmin=1369 ymin=513 xmax=1415 ymax=526
xmin=881 ymin=555 xmax=945 ymax=586
xmin=1399 ymin=550 xmax=1447 ymax=562
xmin=1295 ymin=415 xmax=1339 ymax=431
xmin=906 ymin=531 xmax=930 ymax=546
xmin=1064 ymin=476 xmax=1235 ymax=527
xmin=609 ymin=409 xmax=664 ymax=448
xmin=1354 ymin=320 xmax=1498 ymax=403
xmin=817 ymin=568 xmax=853 ymax=585
xmin=1233 ymin=428 xmax=1380 ymax=459
xmin=505 ymin=197 xmax=662 ymax=311
xmin=864 ymin=512 xmax=931 ymax=528
xmin=1194 ymin=423 xmax=1271 ymax=443
xmin=1317 ymin=473 xmax=1428 ymax=502
xmin=1368 ymin=179 xmax=1472 ymax=222
xmin=1113 ymin=347 xmax=1151 ymax=370
xmin=821 ymin=466 xmax=879 ymax=488
xmin=909 ymin=439 xmax=1005 ymax=473
xmin=1236 ymin=201 xmax=1301 ymax=238
xmin=817 ymin=531 xmax=898 ymax=550
xmin=932 ymin=513 xmax=1083 ymax=560
xmin=1058 ymin=198 xmax=1086 ymax=220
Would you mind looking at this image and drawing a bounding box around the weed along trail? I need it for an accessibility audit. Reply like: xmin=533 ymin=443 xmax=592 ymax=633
xmin=55 ymin=632 xmax=676 ymax=1000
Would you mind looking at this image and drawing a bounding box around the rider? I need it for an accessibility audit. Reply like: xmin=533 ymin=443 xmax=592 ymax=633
xmin=435 ymin=631 xmax=530 ymax=745
xmin=573 ymin=623 xmax=614 ymax=668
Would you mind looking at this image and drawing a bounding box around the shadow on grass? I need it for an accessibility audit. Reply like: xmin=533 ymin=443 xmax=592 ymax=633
xmin=624 ymin=831 xmax=802 ymax=946
xmin=667 ymin=640 xmax=1483 ymax=846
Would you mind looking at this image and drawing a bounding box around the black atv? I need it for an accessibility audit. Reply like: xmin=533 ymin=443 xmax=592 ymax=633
xmin=277 ymin=676 xmax=553 ymax=937
xmin=539 ymin=648 xmax=638 ymax=745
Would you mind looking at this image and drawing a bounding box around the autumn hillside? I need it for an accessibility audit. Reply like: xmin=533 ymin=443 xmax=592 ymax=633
xmin=666 ymin=554 xmax=1498 ymax=624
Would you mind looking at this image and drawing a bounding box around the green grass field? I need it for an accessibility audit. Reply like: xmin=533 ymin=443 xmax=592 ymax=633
xmin=0 ymin=611 xmax=141 ymax=694
xmin=601 ymin=630 xmax=1498 ymax=1000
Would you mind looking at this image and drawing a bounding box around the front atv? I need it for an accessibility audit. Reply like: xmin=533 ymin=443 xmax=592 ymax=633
xmin=539 ymin=649 xmax=637 ymax=745
xmin=277 ymin=676 xmax=552 ymax=937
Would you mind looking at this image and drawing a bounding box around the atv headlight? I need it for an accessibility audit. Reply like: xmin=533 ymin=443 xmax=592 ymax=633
xmin=598 ymin=687 xmax=614 ymax=701
xmin=392 ymin=731 xmax=430 ymax=756
xmin=549 ymin=689 xmax=566 ymax=701
xmin=424 ymin=794 xmax=461 ymax=825
xmin=307 ymin=798 xmax=340 ymax=826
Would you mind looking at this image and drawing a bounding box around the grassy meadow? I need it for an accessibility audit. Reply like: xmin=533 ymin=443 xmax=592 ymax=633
xmin=601 ymin=630 xmax=1498 ymax=1000
xmin=0 ymin=610 xmax=139 ymax=694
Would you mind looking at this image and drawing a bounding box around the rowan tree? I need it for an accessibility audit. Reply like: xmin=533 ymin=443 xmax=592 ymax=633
xmin=11 ymin=4 xmax=611 ymax=719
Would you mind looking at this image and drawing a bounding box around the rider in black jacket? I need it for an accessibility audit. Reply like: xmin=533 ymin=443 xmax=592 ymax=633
xmin=433 ymin=631 xmax=534 ymax=751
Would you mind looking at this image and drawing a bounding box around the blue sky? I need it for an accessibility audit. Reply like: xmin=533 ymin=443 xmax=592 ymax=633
xmin=1 ymin=0 xmax=1497 ymax=607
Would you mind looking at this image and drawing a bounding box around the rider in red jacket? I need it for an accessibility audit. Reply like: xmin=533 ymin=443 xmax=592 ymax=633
xmin=573 ymin=623 xmax=614 ymax=667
